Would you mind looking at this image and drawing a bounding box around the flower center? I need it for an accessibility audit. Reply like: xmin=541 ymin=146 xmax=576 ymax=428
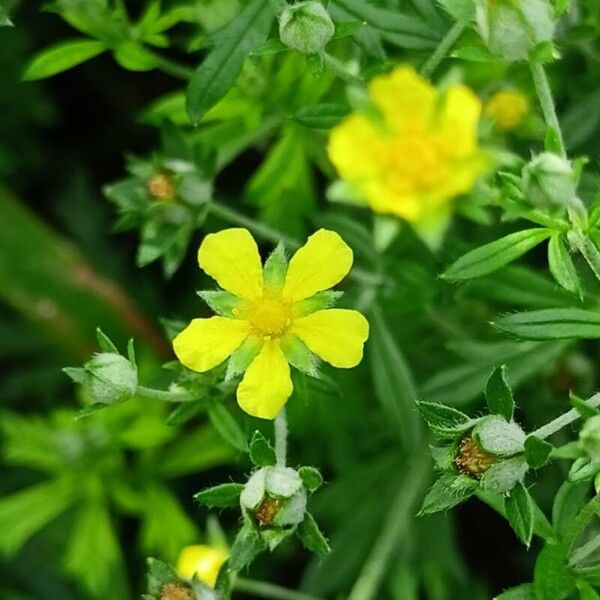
xmin=247 ymin=294 xmax=292 ymax=339
xmin=455 ymin=437 xmax=498 ymax=479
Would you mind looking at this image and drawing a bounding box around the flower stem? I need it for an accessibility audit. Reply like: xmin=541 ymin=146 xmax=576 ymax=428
xmin=274 ymin=408 xmax=288 ymax=467
xmin=531 ymin=392 xmax=600 ymax=440
xmin=207 ymin=201 xmax=385 ymax=288
xmin=420 ymin=20 xmax=465 ymax=78
xmin=347 ymin=454 xmax=430 ymax=600
xmin=320 ymin=52 xmax=363 ymax=85
xmin=150 ymin=51 xmax=194 ymax=80
xmin=234 ymin=577 xmax=323 ymax=600
xmin=530 ymin=61 xmax=567 ymax=158
xmin=136 ymin=385 xmax=196 ymax=403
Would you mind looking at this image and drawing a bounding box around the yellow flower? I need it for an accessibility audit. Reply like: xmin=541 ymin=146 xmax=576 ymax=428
xmin=173 ymin=228 xmax=369 ymax=419
xmin=327 ymin=65 xmax=487 ymax=223
xmin=176 ymin=544 xmax=228 ymax=587
xmin=484 ymin=89 xmax=529 ymax=131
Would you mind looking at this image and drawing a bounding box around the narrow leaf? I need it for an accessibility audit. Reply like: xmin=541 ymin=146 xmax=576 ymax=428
xmin=505 ymin=482 xmax=534 ymax=547
xmin=548 ymin=234 xmax=580 ymax=295
xmin=485 ymin=365 xmax=514 ymax=421
xmin=194 ymin=483 xmax=244 ymax=508
xmin=298 ymin=513 xmax=331 ymax=556
xmin=23 ymin=39 xmax=106 ymax=80
xmin=443 ymin=229 xmax=551 ymax=280
xmin=416 ymin=401 xmax=474 ymax=436
xmin=207 ymin=399 xmax=248 ymax=452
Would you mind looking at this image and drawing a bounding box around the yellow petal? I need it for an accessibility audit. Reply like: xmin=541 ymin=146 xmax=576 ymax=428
xmin=176 ymin=544 xmax=228 ymax=587
xmin=198 ymin=228 xmax=263 ymax=300
xmin=436 ymin=85 xmax=482 ymax=156
xmin=282 ymin=229 xmax=353 ymax=302
xmin=291 ymin=309 xmax=369 ymax=368
xmin=173 ymin=317 xmax=249 ymax=372
xmin=237 ymin=341 xmax=293 ymax=419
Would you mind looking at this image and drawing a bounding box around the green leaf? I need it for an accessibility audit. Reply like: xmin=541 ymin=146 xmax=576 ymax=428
xmin=96 ymin=327 xmax=119 ymax=353
xmin=194 ymin=483 xmax=245 ymax=507
xmin=165 ymin=400 xmax=206 ymax=427
xmin=76 ymin=402 xmax=108 ymax=419
xmin=186 ymin=0 xmax=275 ymax=123
xmin=249 ymin=431 xmax=276 ymax=466
xmin=229 ymin=521 xmax=265 ymax=570
xmin=442 ymin=229 xmax=552 ymax=280
xmin=534 ymin=542 xmax=576 ymax=600
xmin=206 ymin=399 xmax=248 ymax=452
xmin=298 ymin=466 xmax=323 ymax=492
xmin=505 ymin=482 xmax=534 ymax=547
xmin=525 ymin=435 xmax=553 ymax=468
xmin=485 ymin=365 xmax=515 ymax=421
xmin=493 ymin=308 xmax=600 ymax=340
xmin=419 ymin=474 xmax=478 ymax=515
xmin=293 ymin=103 xmax=350 ymax=130
xmin=369 ymin=306 xmax=422 ymax=447
xmin=416 ymin=401 xmax=475 ymax=437
xmin=552 ymin=480 xmax=591 ymax=539
xmin=23 ymin=39 xmax=106 ymax=80
xmin=548 ymin=234 xmax=580 ymax=295
xmin=435 ymin=0 xmax=475 ymax=21
xmin=0 ymin=478 xmax=76 ymax=555
xmin=298 ymin=513 xmax=331 ymax=556
xmin=570 ymin=392 xmax=600 ymax=418
xmin=113 ymin=42 xmax=159 ymax=72
xmin=495 ymin=584 xmax=536 ymax=599
xmin=577 ymin=581 xmax=600 ymax=600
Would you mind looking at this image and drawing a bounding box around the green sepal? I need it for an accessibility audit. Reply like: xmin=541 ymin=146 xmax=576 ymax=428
xmin=229 ymin=519 xmax=266 ymax=571
xmin=298 ymin=466 xmax=323 ymax=492
xmin=260 ymin=526 xmax=295 ymax=552
xmin=226 ymin=336 xmax=262 ymax=380
xmin=485 ymin=365 xmax=514 ymax=421
xmin=263 ymin=243 xmax=288 ymax=289
xmin=96 ymin=327 xmax=119 ymax=353
xmin=416 ymin=402 xmax=476 ymax=438
xmin=293 ymin=291 xmax=343 ymax=317
xmin=298 ymin=512 xmax=331 ymax=556
xmin=473 ymin=416 xmax=526 ymax=456
xmin=249 ymin=431 xmax=277 ymax=466
xmin=525 ymin=435 xmax=553 ymax=468
xmin=505 ymin=482 xmax=534 ymax=547
xmin=418 ymin=473 xmax=478 ymax=515
xmin=194 ymin=483 xmax=245 ymax=507
xmin=480 ymin=456 xmax=528 ymax=494
xmin=198 ymin=290 xmax=243 ymax=317
xmin=430 ymin=444 xmax=458 ymax=472
xmin=76 ymin=403 xmax=108 ymax=420
xmin=281 ymin=334 xmax=318 ymax=377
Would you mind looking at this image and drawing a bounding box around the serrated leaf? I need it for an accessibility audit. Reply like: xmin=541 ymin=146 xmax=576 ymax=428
xmin=23 ymin=39 xmax=106 ymax=80
xmin=249 ymin=431 xmax=276 ymax=466
xmin=298 ymin=513 xmax=331 ymax=556
xmin=194 ymin=483 xmax=244 ymax=507
xmin=485 ymin=365 xmax=514 ymax=421
xmin=417 ymin=401 xmax=474 ymax=436
xmin=442 ymin=229 xmax=552 ymax=280
xmin=493 ymin=308 xmax=600 ymax=340
xmin=548 ymin=234 xmax=580 ymax=295
xmin=206 ymin=399 xmax=248 ymax=452
xmin=505 ymin=482 xmax=534 ymax=547
xmin=186 ymin=0 xmax=275 ymax=123
xmin=525 ymin=435 xmax=553 ymax=468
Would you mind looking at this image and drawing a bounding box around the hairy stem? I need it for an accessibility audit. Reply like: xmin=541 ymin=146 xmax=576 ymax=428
xmin=531 ymin=393 xmax=600 ymax=440
xmin=347 ymin=454 xmax=430 ymax=600
xmin=234 ymin=577 xmax=323 ymax=600
xmin=207 ymin=202 xmax=385 ymax=288
xmin=274 ymin=408 xmax=288 ymax=467
xmin=320 ymin=52 xmax=363 ymax=85
xmin=136 ymin=385 xmax=196 ymax=403
xmin=420 ymin=20 xmax=465 ymax=78
xmin=530 ymin=61 xmax=567 ymax=158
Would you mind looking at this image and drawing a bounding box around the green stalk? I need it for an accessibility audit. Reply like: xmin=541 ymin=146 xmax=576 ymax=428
xmin=274 ymin=408 xmax=288 ymax=467
xmin=136 ymin=385 xmax=196 ymax=403
xmin=347 ymin=454 xmax=430 ymax=600
xmin=320 ymin=52 xmax=363 ymax=85
xmin=530 ymin=61 xmax=567 ymax=158
xmin=420 ymin=20 xmax=466 ymax=78
xmin=531 ymin=393 xmax=600 ymax=440
xmin=234 ymin=577 xmax=323 ymax=600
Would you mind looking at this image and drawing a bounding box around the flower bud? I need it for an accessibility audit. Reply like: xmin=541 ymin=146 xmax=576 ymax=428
xmin=580 ymin=415 xmax=600 ymax=462
xmin=522 ymin=152 xmax=576 ymax=214
xmin=475 ymin=0 xmax=555 ymax=62
xmin=279 ymin=1 xmax=335 ymax=55
xmin=85 ymin=353 xmax=138 ymax=405
xmin=484 ymin=90 xmax=529 ymax=131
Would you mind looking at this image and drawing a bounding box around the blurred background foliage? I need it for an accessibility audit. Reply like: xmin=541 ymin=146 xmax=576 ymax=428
xmin=3 ymin=0 xmax=600 ymax=599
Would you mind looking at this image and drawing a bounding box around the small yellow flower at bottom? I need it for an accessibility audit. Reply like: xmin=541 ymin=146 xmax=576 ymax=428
xmin=173 ymin=228 xmax=369 ymax=420
xmin=176 ymin=545 xmax=228 ymax=587
xmin=327 ymin=65 xmax=488 ymax=223
xmin=484 ymin=89 xmax=529 ymax=131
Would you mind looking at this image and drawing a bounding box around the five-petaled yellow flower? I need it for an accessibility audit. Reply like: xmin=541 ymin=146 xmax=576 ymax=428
xmin=328 ymin=65 xmax=488 ymax=223
xmin=176 ymin=544 xmax=228 ymax=587
xmin=484 ymin=89 xmax=529 ymax=131
xmin=173 ymin=228 xmax=369 ymax=419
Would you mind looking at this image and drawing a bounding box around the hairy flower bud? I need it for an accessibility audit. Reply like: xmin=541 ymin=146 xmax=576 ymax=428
xmin=85 ymin=353 xmax=138 ymax=405
xmin=475 ymin=0 xmax=555 ymax=62
xmin=522 ymin=152 xmax=576 ymax=214
xmin=279 ymin=1 xmax=335 ymax=55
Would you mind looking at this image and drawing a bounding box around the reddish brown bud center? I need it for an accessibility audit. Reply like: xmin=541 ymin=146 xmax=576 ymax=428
xmin=455 ymin=437 xmax=497 ymax=479
xmin=160 ymin=583 xmax=194 ymax=600
xmin=253 ymin=495 xmax=282 ymax=527
xmin=148 ymin=174 xmax=175 ymax=201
